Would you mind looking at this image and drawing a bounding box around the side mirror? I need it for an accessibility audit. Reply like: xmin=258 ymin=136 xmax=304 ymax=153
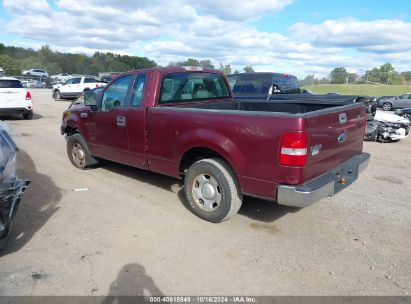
xmin=84 ymin=92 xmax=98 ymax=111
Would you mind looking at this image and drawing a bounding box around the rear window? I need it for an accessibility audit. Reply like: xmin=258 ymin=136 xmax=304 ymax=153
xmin=232 ymin=74 xmax=271 ymax=94
xmin=159 ymin=73 xmax=230 ymax=104
xmin=272 ymin=75 xmax=300 ymax=93
xmin=0 ymin=80 xmax=23 ymax=88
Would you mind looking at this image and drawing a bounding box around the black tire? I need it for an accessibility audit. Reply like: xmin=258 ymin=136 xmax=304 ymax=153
xmin=23 ymin=111 xmax=33 ymax=120
xmin=54 ymin=90 xmax=61 ymax=101
xmin=184 ymin=158 xmax=242 ymax=223
xmin=382 ymin=102 xmax=392 ymax=111
xmin=67 ymin=133 xmax=99 ymax=169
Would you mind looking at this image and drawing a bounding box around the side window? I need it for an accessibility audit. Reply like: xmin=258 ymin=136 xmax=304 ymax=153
xmin=159 ymin=73 xmax=230 ymax=104
xmin=72 ymin=78 xmax=81 ymax=84
xmin=131 ymin=74 xmax=146 ymax=107
xmin=101 ymin=75 xmax=133 ymax=111
xmin=64 ymin=79 xmax=74 ymax=85
xmin=84 ymin=77 xmax=97 ymax=83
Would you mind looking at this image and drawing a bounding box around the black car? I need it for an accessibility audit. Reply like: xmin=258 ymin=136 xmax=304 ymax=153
xmin=0 ymin=123 xmax=30 ymax=250
xmin=395 ymin=108 xmax=411 ymax=120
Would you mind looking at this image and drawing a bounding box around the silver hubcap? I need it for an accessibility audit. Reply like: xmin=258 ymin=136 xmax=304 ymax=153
xmin=72 ymin=143 xmax=86 ymax=167
xmin=383 ymin=104 xmax=390 ymax=110
xmin=192 ymin=173 xmax=222 ymax=212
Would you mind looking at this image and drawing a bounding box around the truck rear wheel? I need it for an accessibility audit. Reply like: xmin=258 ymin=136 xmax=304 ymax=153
xmin=184 ymin=158 xmax=242 ymax=222
xmin=67 ymin=134 xmax=98 ymax=169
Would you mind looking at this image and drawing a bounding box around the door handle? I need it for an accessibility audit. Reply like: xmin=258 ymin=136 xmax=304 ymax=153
xmin=80 ymin=112 xmax=88 ymax=118
xmin=117 ymin=116 xmax=126 ymax=127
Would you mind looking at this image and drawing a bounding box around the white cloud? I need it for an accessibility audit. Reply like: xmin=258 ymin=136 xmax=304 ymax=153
xmin=290 ymin=18 xmax=411 ymax=53
xmin=3 ymin=0 xmax=51 ymax=14
xmin=2 ymin=1 xmax=411 ymax=77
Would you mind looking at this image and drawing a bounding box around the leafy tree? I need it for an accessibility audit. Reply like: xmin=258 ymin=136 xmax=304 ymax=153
xmin=233 ymin=70 xmax=240 ymax=74
xmin=84 ymin=64 xmax=102 ymax=76
xmin=330 ymin=67 xmax=348 ymax=84
xmin=401 ymin=71 xmax=411 ymax=84
xmin=219 ymin=63 xmax=232 ymax=75
xmin=0 ymin=54 xmax=20 ymax=75
xmin=243 ymin=66 xmax=254 ymax=73
xmin=108 ymin=61 xmax=130 ymax=72
xmin=170 ymin=58 xmax=215 ymax=69
xmin=348 ymin=73 xmax=358 ymax=83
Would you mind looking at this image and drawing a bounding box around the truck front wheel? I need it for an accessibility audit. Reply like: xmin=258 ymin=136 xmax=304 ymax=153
xmin=67 ymin=134 xmax=98 ymax=169
xmin=184 ymin=158 xmax=242 ymax=222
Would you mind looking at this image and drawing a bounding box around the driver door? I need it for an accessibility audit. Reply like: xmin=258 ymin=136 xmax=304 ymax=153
xmin=87 ymin=75 xmax=134 ymax=163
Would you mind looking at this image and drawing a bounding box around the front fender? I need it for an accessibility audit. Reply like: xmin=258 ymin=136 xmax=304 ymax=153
xmin=62 ymin=110 xmax=90 ymax=140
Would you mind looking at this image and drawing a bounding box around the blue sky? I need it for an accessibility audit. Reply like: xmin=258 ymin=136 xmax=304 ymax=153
xmin=1 ymin=0 xmax=411 ymax=77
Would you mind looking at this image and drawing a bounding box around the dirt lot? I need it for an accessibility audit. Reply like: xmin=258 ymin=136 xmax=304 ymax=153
xmin=0 ymin=89 xmax=410 ymax=296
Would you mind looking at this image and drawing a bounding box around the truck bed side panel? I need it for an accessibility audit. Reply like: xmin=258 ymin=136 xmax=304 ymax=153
xmin=146 ymin=108 xmax=305 ymax=199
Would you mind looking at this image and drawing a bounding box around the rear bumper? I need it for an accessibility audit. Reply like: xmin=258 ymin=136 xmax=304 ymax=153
xmin=277 ymin=152 xmax=370 ymax=207
xmin=0 ymin=108 xmax=32 ymax=115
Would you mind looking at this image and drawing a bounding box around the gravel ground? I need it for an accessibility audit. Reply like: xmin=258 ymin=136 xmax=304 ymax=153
xmin=0 ymin=89 xmax=410 ymax=296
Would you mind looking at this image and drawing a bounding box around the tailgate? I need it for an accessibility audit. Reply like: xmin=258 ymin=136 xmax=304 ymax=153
xmin=305 ymin=105 xmax=365 ymax=181
xmin=0 ymin=89 xmax=26 ymax=109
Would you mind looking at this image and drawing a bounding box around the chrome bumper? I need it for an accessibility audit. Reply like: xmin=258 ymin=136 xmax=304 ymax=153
xmin=277 ymin=153 xmax=370 ymax=208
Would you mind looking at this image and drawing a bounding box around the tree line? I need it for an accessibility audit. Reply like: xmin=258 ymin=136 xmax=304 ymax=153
xmin=300 ymin=64 xmax=411 ymax=86
xmin=0 ymin=43 xmax=255 ymax=77
xmin=2 ymin=43 xmax=408 ymax=85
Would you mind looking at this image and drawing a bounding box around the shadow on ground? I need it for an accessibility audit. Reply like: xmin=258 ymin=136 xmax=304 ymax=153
xmin=0 ymin=150 xmax=62 ymax=256
xmin=103 ymin=160 xmax=296 ymax=223
xmin=0 ymin=113 xmax=43 ymax=121
xmin=101 ymin=263 xmax=163 ymax=303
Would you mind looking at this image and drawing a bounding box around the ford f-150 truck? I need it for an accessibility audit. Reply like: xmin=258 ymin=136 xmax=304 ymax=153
xmin=61 ymin=67 xmax=370 ymax=222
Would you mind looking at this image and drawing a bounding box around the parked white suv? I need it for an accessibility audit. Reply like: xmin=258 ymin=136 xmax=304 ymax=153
xmin=0 ymin=77 xmax=33 ymax=120
xmin=52 ymin=76 xmax=106 ymax=100
xmin=22 ymin=69 xmax=49 ymax=78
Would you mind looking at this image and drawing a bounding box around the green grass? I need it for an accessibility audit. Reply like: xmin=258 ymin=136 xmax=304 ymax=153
xmin=302 ymin=84 xmax=411 ymax=97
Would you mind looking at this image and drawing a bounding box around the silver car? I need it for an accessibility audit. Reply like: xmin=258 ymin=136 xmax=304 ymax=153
xmin=379 ymin=93 xmax=411 ymax=111
xmin=21 ymin=68 xmax=49 ymax=78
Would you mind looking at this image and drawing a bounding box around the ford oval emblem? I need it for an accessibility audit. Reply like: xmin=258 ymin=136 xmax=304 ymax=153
xmin=338 ymin=133 xmax=347 ymax=144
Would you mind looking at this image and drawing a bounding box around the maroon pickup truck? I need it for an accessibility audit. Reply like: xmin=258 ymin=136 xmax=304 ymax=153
xmin=61 ymin=67 xmax=370 ymax=222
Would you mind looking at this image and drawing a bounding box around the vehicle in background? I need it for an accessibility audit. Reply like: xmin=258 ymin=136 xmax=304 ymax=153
xmin=376 ymin=95 xmax=396 ymax=103
xmin=0 ymin=122 xmax=30 ymax=250
xmin=394 ymin=108 xmax=411 ymax=121
xmin=377 ymin=93 xmax=411 ymax=111
xmin=61 ymin=66 xmax=369 ymax=222
xmin=21 ymin=69 xmax=49 ymax=78
xmin=0 ymin=77 xmax=33 ymax=120
xmin=227 ymin=72 xmax=377 ymax=121
xmin=50 ymin=73 xmax=71 ymax=83
xmin=0 ymin=68 xmax=4 ymax=77
xmin=365 ymin=110 xmax=410 ymax=142
xmin=52 ymin=76 xmax=106 ymax=100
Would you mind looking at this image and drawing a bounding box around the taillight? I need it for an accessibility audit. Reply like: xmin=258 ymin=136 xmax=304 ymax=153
xmin=279 ymin=132 xmax=308 ymax=166
xmin=25 ymin=91 xmax=32 ymax=100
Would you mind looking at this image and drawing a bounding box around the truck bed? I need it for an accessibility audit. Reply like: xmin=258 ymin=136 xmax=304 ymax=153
xmin=171 ymin=99 xmax=355 ymax=116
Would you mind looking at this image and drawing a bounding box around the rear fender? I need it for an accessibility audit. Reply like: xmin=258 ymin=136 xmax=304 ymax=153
xmin=177 ymin=129 xmax=247 ymax=175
